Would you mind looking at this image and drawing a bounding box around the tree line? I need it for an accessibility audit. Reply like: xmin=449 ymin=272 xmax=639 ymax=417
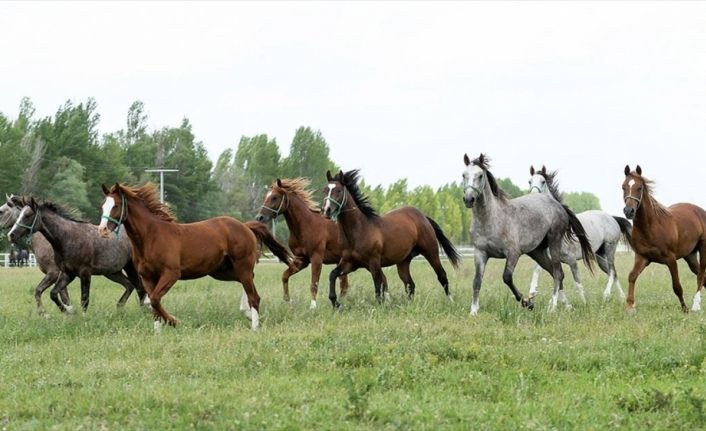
xmin=0 ymin=98 xmax=601 ymax=251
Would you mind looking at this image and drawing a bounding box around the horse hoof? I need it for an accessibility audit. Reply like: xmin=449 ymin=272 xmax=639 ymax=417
xmin=521 ymin=298 xmax=534 ymax=310
xmin=626 ymin=306 xmax=637 ymax=315
xmin=309 ymin=300 xmax=317 ymax=310
xmin=64 ymin=305 xmax=76 ymax=315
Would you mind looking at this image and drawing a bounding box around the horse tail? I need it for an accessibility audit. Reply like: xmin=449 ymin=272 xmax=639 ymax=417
xmin=245 ymin=221 xmax=293 ymax=265
xmin=425 ymin=216 xmax=462 ymax=269
xmin=612 ymin=216 xmax=633 ymax=250
xmin=562 ymin=205 xmax=596 ymax=273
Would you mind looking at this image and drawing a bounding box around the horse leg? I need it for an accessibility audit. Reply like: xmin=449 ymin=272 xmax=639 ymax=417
xmin=626 ymin=254 xmax=649 ymax=313
xmin=79 ymin=273 xmax=92 ymax=311
xmin=104 ymin=271 xmax=136 ymax=308
xmin=328 ymin=261 xmax=355 ymax=309
xmin=529 ymin=247 xmax=564 ymax=312
xmin=34 ymin=269 xmax=60 ymax=315
xmin=421 ymin=250 xmax=452 ymax=300
xmin=51 ymin=273 xmax=76 ymax=313
xmin=502 ymin=253 xmax=533 ymax=309
xmin=282 ymin=257 xmax=308 ymax=303
xmin=528 ymin=264 xmax=542 ymax=299
xmin=666 ymin=259 xmax=688 ymax=312
xmin=396 ymin=258 xmax=415 ymax=299
xmin=235 ymin=265 xmax=261 ymax=330
xmin=567 ymin=259 xmax=586 ymax=305
xmin=368 ymin=260 xmax=385 ymax=303
xmin=123 ymin=260 xmax=147 ymax=306
xmin=471 ymin=251 xmax=488 ymax=315
xmin=684 ymin=250 xmax=706 ymax=311
xmin=149 ymin=273 xmax=180 ymax=326
xmin=339 ymin=274 xmax=350 ymax=298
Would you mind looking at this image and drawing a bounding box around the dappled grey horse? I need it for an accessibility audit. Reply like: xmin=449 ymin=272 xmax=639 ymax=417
xmin=7 ymin=196 xmax=145 ymax=313
xmin=527 ymin=166 xmax=632 ymax=302
xmin=462 ymin=153 xmax=596 ymax=313
xmin=0 ymin=195 xmax=70 ymax=312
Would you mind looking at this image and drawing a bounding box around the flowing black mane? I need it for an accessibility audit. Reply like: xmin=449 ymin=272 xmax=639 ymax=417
xmin=334 ymin=169 xmax=379 ymax=219
xmin=471 ymin=154 xmax=509 ymax=202
xmin=537 ymin=169 xmax=565 ymax=203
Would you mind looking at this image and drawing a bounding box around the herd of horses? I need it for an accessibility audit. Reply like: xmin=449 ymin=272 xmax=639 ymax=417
xmin=1 ymin=153 xmax=705 ymax=330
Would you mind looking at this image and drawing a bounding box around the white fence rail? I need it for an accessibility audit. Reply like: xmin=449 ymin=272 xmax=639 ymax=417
xmin=0 ymin=253 xmax=37 ymax=268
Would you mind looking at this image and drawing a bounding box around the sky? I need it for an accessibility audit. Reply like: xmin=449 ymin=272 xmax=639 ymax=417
xmin=1 ymin=1 xmax=705 ymax=216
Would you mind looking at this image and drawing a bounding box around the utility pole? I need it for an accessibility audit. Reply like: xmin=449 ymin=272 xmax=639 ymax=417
xmin=145 ymin=168 xmax=179 ymax=203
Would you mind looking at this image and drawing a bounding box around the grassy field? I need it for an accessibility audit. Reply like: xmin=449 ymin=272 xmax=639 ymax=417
xmin=1 ymin=253 xmax=705 ymax=430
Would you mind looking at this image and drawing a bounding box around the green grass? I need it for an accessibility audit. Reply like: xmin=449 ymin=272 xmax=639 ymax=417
xmin=1 ymin=253 xmax=705 ymax=430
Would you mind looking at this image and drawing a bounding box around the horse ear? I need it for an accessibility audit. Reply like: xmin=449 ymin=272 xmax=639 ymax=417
xmin=530 ymin=166 xmax=535 ymax=175
xmin=624 ymin=165 xmax=630 ymax=176
xmin=478 ymin=153 xmax=485 ymax=164
xmin=114 ymin=182 xmax=121 ymax=192
xmin=29 ymin=196 xmax=37 ymax=210
xmin=636 ymin=165 xmax=642 ymax=175
xmin=276 ymin=178 xmax=283 ymax=188
xmin=337 ymin=170 xmax=344 ymax=184
xmin=541 ymin=165 xmax=547 ymax=175
xmin=101 ymin=184 xmax=110 ymax=194
xmin=464 ymin=154 xmax=471 ymax=166
xmin=326 ymin=170 xmax=333 ymax=181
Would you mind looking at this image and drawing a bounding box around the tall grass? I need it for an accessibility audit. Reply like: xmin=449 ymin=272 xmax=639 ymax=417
xmin=0 ymin=254 xmax=704 ymax=429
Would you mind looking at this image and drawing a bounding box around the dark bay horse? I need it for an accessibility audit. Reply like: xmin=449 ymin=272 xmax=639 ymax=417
xmin=256 ymin=178 xmax=350 ymax=309
xmin=8 ymin=197 xmax=146 ymax=312
xmin=462 ymin=154 xmax=595 ymax=314
xmin=622 ymin=165 xmax=706 ymax=312
xmin=99 ymin=182 xmax=292 ymax=330
xmin=1 ymin=195 xmax=70 ymax=312
xmin=322 ymin=170 xmax=461 ymax=308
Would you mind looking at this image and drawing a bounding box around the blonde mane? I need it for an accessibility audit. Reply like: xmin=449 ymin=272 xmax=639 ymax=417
xmin=641 ymin=177 xmax=670 ymax=217
xmin=275 ymin=178 xmax=320 ymax=212
xmin=115 ymin=182 xmax=177 ymax=222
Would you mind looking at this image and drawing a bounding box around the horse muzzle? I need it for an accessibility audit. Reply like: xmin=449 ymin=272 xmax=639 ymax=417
xmin=623 ymin=206 xmax=636 ymax=220
xmin=255 ymin=214 xmax=268 ymax=223
xmin=98 ymin=226 xmax=112 ymax=238
xmin=8 ymin=231 xmax=17 ymax=243
xmin=463 ymin=196 xmax=475 ymax=208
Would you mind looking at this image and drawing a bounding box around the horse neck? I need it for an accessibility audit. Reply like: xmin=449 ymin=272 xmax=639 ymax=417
xmin=472 ymin=182 xmax=503 ymax=224
xmin=335 ymin=195 xmax=370 ymax=243
xmin=282 ymin=194 xmax=318 ymax=240
xmin=633 ymin=191 xmax=665 ymax=236
xmin=121 ymin=199 xmax=162 ymax=253
xmin=34 ymin=210 xmax=76 ymax=257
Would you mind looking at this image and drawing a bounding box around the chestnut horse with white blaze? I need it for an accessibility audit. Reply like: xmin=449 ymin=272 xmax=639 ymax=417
xmin=622 ymin=165 xmax=706 ymax=313
xmin=256 ymin=178 xmax=350 ymax=309
xmin=99 ymin=182 xmax=292 ymax=330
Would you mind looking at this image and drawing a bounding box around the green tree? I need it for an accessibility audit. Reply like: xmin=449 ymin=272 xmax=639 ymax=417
xmin=282 ymin=127 xmax=338 ymax=192
xmin=496 ymin=177 xmax=523 ymax=199
xmin=564 ymin=192 xmax=601 ymax=213
xmin=47 ymin=158 xmax=91 ymax=217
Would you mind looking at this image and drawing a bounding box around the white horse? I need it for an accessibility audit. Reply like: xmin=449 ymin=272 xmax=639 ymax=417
xmin=527 ymin=166 xmax=632 ymax=302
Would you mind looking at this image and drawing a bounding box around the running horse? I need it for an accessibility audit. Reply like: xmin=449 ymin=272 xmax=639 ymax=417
xmin=322 ymin=170 xmax=461 ymax=308
xmin=622 ymin=165 xmax=706 ymax=312
xmin=99 ymin=182 xmax=293 ymax=330
xmin=256 ymin=178 xmax=350 ymax=309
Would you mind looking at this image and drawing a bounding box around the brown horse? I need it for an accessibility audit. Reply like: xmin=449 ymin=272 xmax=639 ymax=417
xmin=255 ymin=178 xmax=351 ymax=309
xmin=98 ymin=182 xmax=292 ymax=330
xmin=322 ymin=169 xmax=462 ymax=308
xmin=622 ymin=165 xmax=706 ymax=313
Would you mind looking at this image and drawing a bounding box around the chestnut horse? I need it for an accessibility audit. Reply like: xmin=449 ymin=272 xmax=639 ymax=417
xmin=322 ymin=170 xmax=461 ymax=308
xmin=256 ymin=178 xmax=351 ymax=309
xmin=98 ymin=182 xmax=292 ymax=330
xmin=622 ymin=165 xmax=706 ymax=313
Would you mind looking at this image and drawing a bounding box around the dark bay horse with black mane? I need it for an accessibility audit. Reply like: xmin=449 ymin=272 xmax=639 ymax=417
xmin=622 ymin=165 xmax=706 ymax=313
xmin=322 ymin=170 xmax=461 ymax=308
xmin=8 ymin=197 xmax=145 ymax=312
xmin=256 ymin=178 xmax=350 ymax=309
xmin=99 ymin=182 xmax=292 ymax=330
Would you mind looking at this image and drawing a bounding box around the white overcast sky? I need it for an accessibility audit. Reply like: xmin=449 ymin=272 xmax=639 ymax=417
xmin=1 ymin=1 xmax=705 ymax=216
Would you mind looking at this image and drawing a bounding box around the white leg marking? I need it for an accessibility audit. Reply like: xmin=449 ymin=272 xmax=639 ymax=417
xmin=692 ymin=290 xmax=702 ymax=312
xmin=250 ymin=308 xmax=260 ymax=330
xmin=529 ymin=265 xmax=541 ymax=298
xmin=64 ymin=305 xmax=75 ymax=314
xmin=548 ymin=293 xmax=558 ymax=312
xmin=559 ymin=290 xmax=572 ymax=310
xmin=143 ymin=295 xmax=152 ymax=306
xmin=603 ymin=270 xmax=615 ymax=300
xmin=615 ymin=279 xmax=626 ymax=300
xmin=575 ymin=282 xmax=586 ymax=304
xmin=153 ymin=320 xmax=162 ymax=333
xmin=309 ymin=299 xmax=317 ymax=309
xmin=470 ymin=301 xmax=479 ymax=316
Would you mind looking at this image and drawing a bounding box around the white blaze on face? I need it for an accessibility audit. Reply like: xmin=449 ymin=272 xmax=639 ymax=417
xmin=529 ymin=175 xmax=545 ymax=194
xmin=323 ymin=183 xmax=336 ymax=213
xmin=98 ymin=197 xmax=116 ymax=230
xmin=265 ymin=190 xmax=272 ymax=199
xmin=8 ymin=206 xmax=30 ymax=239
xmin=627 ymin=179 xmax=635 ymax=195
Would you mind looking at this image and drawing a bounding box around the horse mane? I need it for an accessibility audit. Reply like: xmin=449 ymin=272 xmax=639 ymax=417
xmin=333 ymin=169 xmax=379 ymax=219
xmin=471 ymin=154 xmax=509 ymax=202
xmin=115 ymin=182 xmax=177 ymax=222
xmin=638 ymin=176 xmax=670 ymax=217
xmin=537 ymin=169 xmax=565 ymax=203
xmin=37 ymin=200 xmax=88 ymax=224
xmin=275 ymin=178 xmax=320 ymax=211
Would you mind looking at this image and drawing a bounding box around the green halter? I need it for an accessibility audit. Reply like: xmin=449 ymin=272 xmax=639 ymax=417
xmin=324 ymin=187 xmax=348 ymax=222
xmin=260 ymin=193 xmax=288 ymax=217
xmin=101 ymin=194 xmax=127 ymax=239
xmin=464 ymin=173 xmax=486 ymax=198
xmin=16 ymin=209 xmax=39 ymax=236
